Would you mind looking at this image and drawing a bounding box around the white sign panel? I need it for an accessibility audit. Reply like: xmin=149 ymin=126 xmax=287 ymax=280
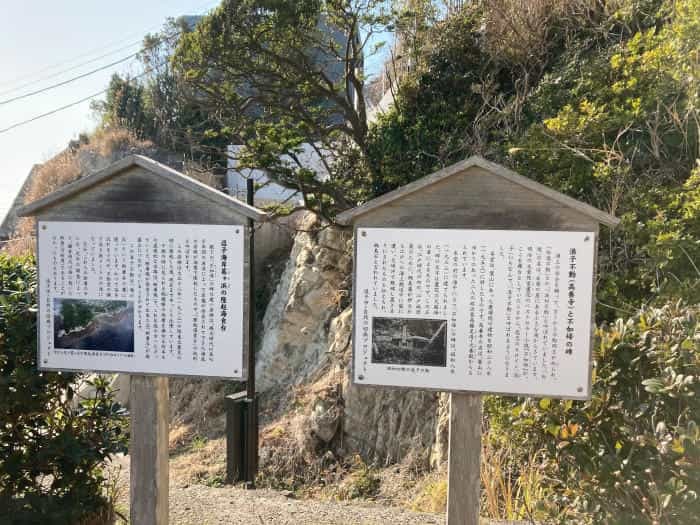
xmin=353 ymin=228 xmax=596 ymax=399
xmin=37 ymin=221 xmax=245 ymax=379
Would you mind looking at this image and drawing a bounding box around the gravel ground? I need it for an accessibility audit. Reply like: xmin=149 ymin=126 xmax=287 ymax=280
xmin=167 ymin=484 xmax=443 ymax=525
xmin=113 ymin=455 xmax=443 ymax=525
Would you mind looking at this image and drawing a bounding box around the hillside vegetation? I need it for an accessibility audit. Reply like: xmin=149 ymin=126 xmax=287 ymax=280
xmin=363 ymin=3 xmax=700 ymax=521
xmin=1 ymin=1 xmax=698 ymax=523
xmin=368 ymin=0 xmax=700 ymax=317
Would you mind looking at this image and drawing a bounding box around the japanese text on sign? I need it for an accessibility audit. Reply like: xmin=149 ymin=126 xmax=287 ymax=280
xmin=38 ymin=221 xmax=245 ymax=378
xmin=353 ymin=228 xmax=595 ymax=398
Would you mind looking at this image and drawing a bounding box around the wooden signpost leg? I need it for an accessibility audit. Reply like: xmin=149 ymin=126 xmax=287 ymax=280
xmin=130 ymin=375 xmax=169 ymax=525
xmin=447 ymin=392 xmax=482 ymax=525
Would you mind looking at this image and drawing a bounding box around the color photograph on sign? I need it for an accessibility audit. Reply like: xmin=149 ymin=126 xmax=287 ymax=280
xmin=353 ymin=228 xmax=596 ymax=398
xmin=53 ymin=298 xmax=135 ymax=353
xmin=37 ymin=221 xmax=245 ymax=378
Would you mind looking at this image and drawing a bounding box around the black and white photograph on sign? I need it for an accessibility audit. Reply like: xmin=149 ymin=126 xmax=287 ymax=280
xmin=372 ymin=317 xmax=447 ymax=367
xmin=53 ymin=299 xmax=134 ymax=353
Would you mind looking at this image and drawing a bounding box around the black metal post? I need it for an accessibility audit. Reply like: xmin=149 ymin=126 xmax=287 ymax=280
xmin=225 ymin=391 xmax=247 ymax=483
xmin=224 ymin=179 xmax=258 ymax=486
xmin=245 ymin=178 xmax=258 ymax=486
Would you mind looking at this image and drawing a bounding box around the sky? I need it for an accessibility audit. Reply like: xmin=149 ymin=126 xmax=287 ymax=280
xmin=0 ymin=0 xmax=224 ymax=226
xmin=0 ymin=1 xmax=391 ymax=229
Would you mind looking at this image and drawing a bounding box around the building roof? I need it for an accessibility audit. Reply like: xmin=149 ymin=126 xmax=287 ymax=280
xmin=18 ymin=154 xmax=267 ymax=222
xmin=336 ymin=155 xmax=620 ymax=228
xmin=0 ymin=164 xmax=41 ymax=240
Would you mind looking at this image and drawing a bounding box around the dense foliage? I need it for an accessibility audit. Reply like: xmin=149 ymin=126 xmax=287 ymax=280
xmin=367 ymin=0 xmax=700 ymax=315
xmin=364 ymin=3 xmax=700 ymax=522
xmin=92 ymin=17 xmax=230 ymax=169
xmin=486 ymin=303 xmax=700 ymax=523
xmin=171 ymin=0 xmax=392 ymax=216
xmin=0 ymin=255 xmax=128 ymax=524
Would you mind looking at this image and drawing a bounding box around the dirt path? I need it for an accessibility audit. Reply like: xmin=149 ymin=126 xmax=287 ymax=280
xmin=113 ymin=455 xmax=443 ymax=525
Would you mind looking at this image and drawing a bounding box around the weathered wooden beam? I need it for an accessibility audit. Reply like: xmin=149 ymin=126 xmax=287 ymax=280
xmin=130 ymin=375 xmax=169 ymax=525
xmin=336 ymin=156 xmax=619 ymax=228
xmin=447 ymin=393 xmax=482 ymax=525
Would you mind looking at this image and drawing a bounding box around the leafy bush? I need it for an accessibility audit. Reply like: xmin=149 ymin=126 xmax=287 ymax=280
xmin=509 ymin=0 xmax=700 ymax=311
xmin=0 ymin=255 xmax=128 ymax=524
xmin=367 ymin=0 xmax=700 ymax=314
xmin=486 ymin=303 xmax=700 ymax=523
xmin=366 ymin=7 xmax=504 ymax=196
xmin=344 ymin=456 xmax=381 ymax=500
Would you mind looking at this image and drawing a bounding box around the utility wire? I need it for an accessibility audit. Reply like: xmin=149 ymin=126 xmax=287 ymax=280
xmin=0 ymin=0 xmax=219 ymax=135
xmin=0 ymin=37 xmax=146 ymax=90
xmin=0 ymin=31 xmax=182 ymax=107
xmin=0 ymin=65 xmax=162 ymax=136
xmin=0 ymin=39 xmax=143 ymax=97
xmin=0 ymin=53 xmax=141 ymax=106
xmin=0 ymin=88 xmax=111 ymax=135
xmin=0 ymin=0 xmax=218 ymax=92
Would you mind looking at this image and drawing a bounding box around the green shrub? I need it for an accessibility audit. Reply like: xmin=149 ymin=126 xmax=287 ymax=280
xmin=411 ymin=480 xmax=447 ymax=513
xmin=0 ymin=255 xmax=128 ymax=524
xmin=343 ymin=456 xmax=381 ymax=500
xmin=366 ymin=7 xmax=503 ymax=196
xmin=367 ymin=0 xmax=700 ymax=314
xmin=486 ymin=302 xmax=700 ymax=523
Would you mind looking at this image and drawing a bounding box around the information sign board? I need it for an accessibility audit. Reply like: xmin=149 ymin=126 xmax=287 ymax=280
xmin=353 ymin=228 xmax=595 ymax=398
xmin=37 ymin=221 xmax=245 ymax=378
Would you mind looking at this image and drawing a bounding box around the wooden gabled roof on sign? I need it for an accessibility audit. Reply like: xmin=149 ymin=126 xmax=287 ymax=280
xmin=17 ymin=154 xmax=267 ymax=222
xmin=336 ymin=156 xmax=620 ymax=228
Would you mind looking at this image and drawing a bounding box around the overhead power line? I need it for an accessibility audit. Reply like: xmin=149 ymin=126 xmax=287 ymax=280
xmin=0 ymin=65 xmax=162 ymax=136
xmin=0 ymin=31 xmax=184 ymax=107
xmin=0 ymin=53 xmax=141 ymax=106
xmin=0 ymin=0 xmax=220 ymax=136
xmin=0 ymin=0 xmax=218 ymax=93
xmin=0 ymin=40 xmax=143 ymax=97
xmin=0 ymin=88 xmax=112 ymax=135
xmin=0 ymin=37 xmax=147 ymax=90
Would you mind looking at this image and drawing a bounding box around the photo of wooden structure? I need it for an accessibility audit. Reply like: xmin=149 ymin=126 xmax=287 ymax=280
xmin=372 ymin=317 xmax=447 ymax=367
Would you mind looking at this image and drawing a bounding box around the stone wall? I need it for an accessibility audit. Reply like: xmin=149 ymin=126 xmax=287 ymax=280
xmin=326 ymin=306 xmax=443 ymax=466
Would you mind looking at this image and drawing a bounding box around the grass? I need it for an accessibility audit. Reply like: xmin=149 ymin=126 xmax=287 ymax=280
xmin=6 ymin=127 xmax=155 ymax=256
xmin=411 ymin=480 xmax=447 ymax=513
xmin=194 ymin=470 xmax=226 ymax=488
xmin=344 ymin=458 xmax=381 ymax=499
xmin=480 ymin=439 xmax=549 ymax=522
xmin=190 ymin=434 xmax=208 ymax=452
xmin=317 ymin=455 xmax=381 ymax=501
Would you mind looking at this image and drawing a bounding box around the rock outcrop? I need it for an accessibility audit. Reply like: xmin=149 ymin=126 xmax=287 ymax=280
xmin=324 ymin=307 xmax=441 ymax=467
xmin=256 ymin=213 xmax=352 ymax=392
xmin=256 ymin=215 xmax=445 ymax=466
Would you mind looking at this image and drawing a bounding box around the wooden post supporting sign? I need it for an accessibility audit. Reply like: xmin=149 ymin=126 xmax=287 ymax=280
xmin=19 ymin=155 xmax=266 ymax=524
xmin=337 ymin=156 xmax=619 ymax=525
xmin=447 ymin=393 xmax=482 ymax=525
xmin=130 ymin=376 xmax=169 ymax=525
